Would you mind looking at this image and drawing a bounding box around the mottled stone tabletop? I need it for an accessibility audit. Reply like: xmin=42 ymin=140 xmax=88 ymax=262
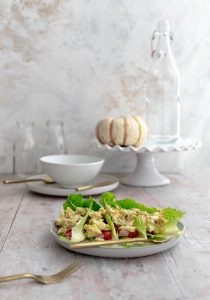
xmin=0 ymin=174 xmax=210 ymax=300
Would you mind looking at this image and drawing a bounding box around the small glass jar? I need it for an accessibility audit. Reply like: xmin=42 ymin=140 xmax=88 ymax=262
xmin=0 ymin=137 xmax=13 ymax=174
xmin=43 ymin=120 xmax=67 ymax=155
xmin=14 ymin=121 xmax=37 ymax=177
xmin=36 ymin=120 xmax=67 ymax=173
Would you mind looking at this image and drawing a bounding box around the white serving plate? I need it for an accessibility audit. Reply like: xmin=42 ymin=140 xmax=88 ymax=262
xmin=50 ymin=222 xmax=184 ymax=258
xmin=26 ymin=174 xmax=119 ymax=197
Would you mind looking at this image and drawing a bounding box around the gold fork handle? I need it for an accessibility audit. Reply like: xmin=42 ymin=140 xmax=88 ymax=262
xmin=0 ymin=273 xmax=34 ymax=283
xmin=3 ymin=178 xmax=43 ymax=184
xmin=76 ymin=181 xmax=116 ymax=191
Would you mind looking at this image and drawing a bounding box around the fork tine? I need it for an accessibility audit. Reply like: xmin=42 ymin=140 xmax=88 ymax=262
xmin=38 ymin=262 xmax=81 ymax=284
xmin=51 ymin=261 xmax=81 ymax=277
xmin=48 ymin=262 xmax=81 ymax=283
xmin=50 ymin=267 xmax=81 ymax=283
xmin=50 ymin=261 xmax=81 ymax=280
xmin=57 ymin=261 xmax=81 ymax=278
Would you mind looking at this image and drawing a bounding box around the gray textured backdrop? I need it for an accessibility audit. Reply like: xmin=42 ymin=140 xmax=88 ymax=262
xmin=0 ymin=0 xmax=209 ymax=188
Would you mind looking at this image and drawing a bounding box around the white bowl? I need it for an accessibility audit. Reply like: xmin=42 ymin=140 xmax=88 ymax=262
xmin=40 ymin=154 xmax=105 ymax=188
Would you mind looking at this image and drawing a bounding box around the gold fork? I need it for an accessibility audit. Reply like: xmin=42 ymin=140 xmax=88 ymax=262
xmin=75 ymin=180 xmax=117 ymax=191
xmin=3 ymin=175 xmax=55 ymax=184
xmin=0 ymin=261 xmax=81 ymax=284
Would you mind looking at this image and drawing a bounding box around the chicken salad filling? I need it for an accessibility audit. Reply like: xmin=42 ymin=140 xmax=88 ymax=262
xmin=55 ymin=192 xmax=184 ymax=244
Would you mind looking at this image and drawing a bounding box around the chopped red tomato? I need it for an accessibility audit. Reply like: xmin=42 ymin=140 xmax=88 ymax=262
xmin=128 ymin=230 xmax=138 ymax=238
xmin=102 ymin=230 xmax=112 ymax=240
xmin=65 ymin=229 xmax=72 ymax=238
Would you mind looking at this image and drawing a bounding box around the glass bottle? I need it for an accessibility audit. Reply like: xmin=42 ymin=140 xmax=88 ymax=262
xmin=43 ymin=120 xmax=67 ymax=155
xmin=36 ymin=120 xmax=67 ymax=174
xmin=14 ymin=121 xmax=37 ymax=177
xmin=146 ymin=19 xmax=180 ymax=144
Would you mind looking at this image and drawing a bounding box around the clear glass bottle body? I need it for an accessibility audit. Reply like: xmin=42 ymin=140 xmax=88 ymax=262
xmin=43 ymin=120 xmax=67 ymax=155
xmin=14 ymin=121 xmax=37 ymax=177
xmin=146 ymin=20 xmax=180 ymax=144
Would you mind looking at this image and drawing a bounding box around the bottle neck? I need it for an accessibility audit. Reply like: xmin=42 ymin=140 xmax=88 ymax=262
xmin=152 ymin=33 xmax=172 ymax=59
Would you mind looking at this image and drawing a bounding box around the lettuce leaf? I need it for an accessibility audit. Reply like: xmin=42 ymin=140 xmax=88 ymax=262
xmin=83 ymin=196 xmax=101 ymax=211
xmin=161 ymin=208 xmax=185 ymax=226
xmin=63 ymin=194 xmax=100 ymax=211
xmin=134 ymin=216 xmax=147 ymax=239
xmin=99 ymin=193 xmax=119 ymax=240
xmin=160 ymin=207 xmax=185 ymax=233
xmin=63 ymin=194 xmax=84 ymax=211
xmin=71 ymin=209 xmax=90 ymax=243
xmin=121 ymin=242 xmax=152 ymax=248
xmin=116 ymin=198 xmax=157 ymax=214
xmin=147 ymin=223 xmax=184 ymax=241
xmin=99 ymin=192 xmax=116 ymax=208
xmin=105 ymin=213 xmax=118 ymax=240
xmin=91 ymin=199 xmax=101 ymax=212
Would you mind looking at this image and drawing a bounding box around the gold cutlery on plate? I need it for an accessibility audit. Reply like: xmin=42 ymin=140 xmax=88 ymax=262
xmin=75 ymin=180 xmax=117 ymax=191
xmin=0 ymin=261 xmax=81 ymax=284
xmin=70 ymin=237 xmax=171 ymax=249
xmin=3 ymin=176 xmax=55 ymax=184
xmin=3 ymin=178 xmax=117 ymax=191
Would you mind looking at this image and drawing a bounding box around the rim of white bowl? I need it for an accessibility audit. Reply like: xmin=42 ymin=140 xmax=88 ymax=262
xmin=40 ymin=154 xmax=105 ymax=166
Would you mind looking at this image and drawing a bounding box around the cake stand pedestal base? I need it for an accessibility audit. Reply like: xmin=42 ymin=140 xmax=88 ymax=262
xmin=95 ymin=138 xmax=201 ymax=187
xmin=121 ymin=152 xmax=170 ymax=187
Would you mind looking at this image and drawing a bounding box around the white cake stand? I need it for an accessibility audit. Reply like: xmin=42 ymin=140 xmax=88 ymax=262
xmin=96 ymin=138 xmax=201 ymax=187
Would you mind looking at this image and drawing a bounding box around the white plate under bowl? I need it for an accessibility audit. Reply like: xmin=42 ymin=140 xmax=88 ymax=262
xmin=50 ymin=222 xmax=184 ymax=258
xmin=26 ymin=174 xmax=119 ymax=197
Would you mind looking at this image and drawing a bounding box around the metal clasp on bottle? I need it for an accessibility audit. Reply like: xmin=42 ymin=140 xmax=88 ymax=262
xmin=151 ymin=30 xmax=173 ymax=57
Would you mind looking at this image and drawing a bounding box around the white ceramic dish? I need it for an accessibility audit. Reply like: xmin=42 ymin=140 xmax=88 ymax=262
xmin=50 ymin=222 xmax=184 ymax=258
xmin=26 ymin=174 xmax=119 ymax=197
xmin=40 ymin=154 xmax=104 ymax=188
